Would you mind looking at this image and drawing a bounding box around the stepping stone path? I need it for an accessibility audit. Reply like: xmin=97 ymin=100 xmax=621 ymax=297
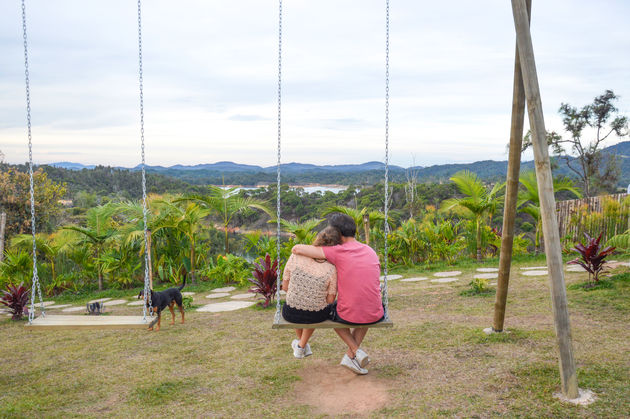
xmin=88 ymin=298 xmax=112 ymax=304
xmin=102 ymin=299 xmax=127 ymax=307
xmin=206 ymin=293 xmax=230 ymax=299
xmin=231 ymin=293 xmax=255 ymax=299
xmin=41 ymin=301 xmax=56 ymax=307
xmin=211 ymin=287 xmax=236 ymax=293
xmin=400 ymin=277 xmax=429 ymax=282
xmin=430 ymin=277 xmax=459 ymax=283
xmin=522 ymin=270 xmax=548 ymax=276
xmin=379 ymin=274 xmax=402 ymax=281
xmin=489 ymin=282 xmax=497 ymax=286
xmin=473 ymin=273 xmax=498 ymax=279
xmin=181 ymin=292 xmax=196 ymax=296
xmin=45 ymin=304 xmax=72 ymax=309
xmin=433 ymin=271 xmax=462 ymax=277
xmin=476 ymin=268 xmax=498 ymax=272
xmin=520 ymin=266 xmax=547 ymax=270
xmin=197 ymin=301 xmax=256 ymax=313
xmin=127 ymin=301 xmax=145 ymax=306
xmin=566 ymin=265 xmax=586 ymax=272
xmin=62 ymin=306 xmax=87 ymax=312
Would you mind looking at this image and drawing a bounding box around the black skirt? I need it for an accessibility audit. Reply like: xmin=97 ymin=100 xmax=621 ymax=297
xmin=282 ymin=303 xmax=332 ymax=324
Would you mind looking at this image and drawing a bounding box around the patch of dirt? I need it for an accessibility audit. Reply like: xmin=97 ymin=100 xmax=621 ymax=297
xmin=292 ymin=359 xmax=390 ymax=416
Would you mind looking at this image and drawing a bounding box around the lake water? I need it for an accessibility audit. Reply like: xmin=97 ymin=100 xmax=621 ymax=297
xmin=221 ymin=185 xmax=348 ymax=194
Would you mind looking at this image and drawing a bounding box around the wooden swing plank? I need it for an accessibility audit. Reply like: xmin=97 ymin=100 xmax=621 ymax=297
xmin=25 ymin=315 xmax=158 ymax=330
xmin=272 ymin=317 xmax=393 ymax=330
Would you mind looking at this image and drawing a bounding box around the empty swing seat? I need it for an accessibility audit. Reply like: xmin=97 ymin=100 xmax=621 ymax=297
xmin=25 ymin=315 xmax=158 ymax=330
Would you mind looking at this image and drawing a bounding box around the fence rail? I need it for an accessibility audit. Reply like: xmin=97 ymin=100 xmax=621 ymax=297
xmin=556 ymin=193 xmax=630 ymax=243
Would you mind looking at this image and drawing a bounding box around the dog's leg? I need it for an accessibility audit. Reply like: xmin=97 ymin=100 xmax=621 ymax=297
xmin=148 ymin=306 xmax=157 ymax=331
xmin=155 ymin=311 xmax=161 ymax=331
xmin=168 ymin=302 xmax=176 ymax=325
xmin=179 ymin=304 xmax=185 ymax=324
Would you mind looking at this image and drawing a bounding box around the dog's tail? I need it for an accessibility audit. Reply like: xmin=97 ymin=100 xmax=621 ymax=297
xmin=178 ymin=275 xmax=186 ymax=291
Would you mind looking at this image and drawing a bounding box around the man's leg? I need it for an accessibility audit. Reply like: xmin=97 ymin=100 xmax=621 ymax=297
xmin=352 ymin=327 xmax=368 ymax=348
xmin=334 ymin=328 xmax=359 ymax=358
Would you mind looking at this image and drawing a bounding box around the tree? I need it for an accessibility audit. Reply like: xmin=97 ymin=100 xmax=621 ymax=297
xmin=442 ymin=170 xmax=505 ymax=261
xmin=523 ymin=90 xmax=629 ymax=197
xmin=518 ymin=171 xmax=582 ymax=254
xmin=322 ymin=206 xmax=385 ymax=245
xmin=273 ymin=218 xmax=323 ymax=244
xmin=404 ymin=155 xmax=420 ymax=219
xmin=177 ymin=186 xmax=271 ymax=254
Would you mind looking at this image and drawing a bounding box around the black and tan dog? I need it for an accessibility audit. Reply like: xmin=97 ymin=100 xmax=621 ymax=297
xmin=138 ymin=278 xmax=186 ymax=331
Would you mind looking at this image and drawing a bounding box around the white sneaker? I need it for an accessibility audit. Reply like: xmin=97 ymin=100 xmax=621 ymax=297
xmin=304 ymin=343 xmax=313 ymax=357
xmin=291 ymin=339 xmax=305 ymax=359
xmin=355 ymin=348 xmax=370 ymax=368
xmin=340 ymin=354 xmax=368 ymax=375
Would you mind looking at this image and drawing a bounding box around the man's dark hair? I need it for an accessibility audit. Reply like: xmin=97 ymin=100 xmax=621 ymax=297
xmin=329 ymin=213 xmax=356 ymax=238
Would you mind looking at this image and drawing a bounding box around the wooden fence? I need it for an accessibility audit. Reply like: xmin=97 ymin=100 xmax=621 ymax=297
xmin=556 ymin=193 xmax=630 ymax=243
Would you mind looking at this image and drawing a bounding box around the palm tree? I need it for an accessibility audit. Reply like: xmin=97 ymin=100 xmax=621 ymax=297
xmin=518 ymin=171 xmax=582 ymax=254
xmin=442 ymin=170 xmax=505 ymax=261
xmin=322 ymin=206 xmax=385 ymax=245
xmin=63 ymin=203 xmax=119 ymax=290
xmin=10 ymin=231 xmax=73 ymax=288
xmin=272 ymin=218 xmax=323 ymax=244
xmin=177 ymin=186 xmax=271 ymax=254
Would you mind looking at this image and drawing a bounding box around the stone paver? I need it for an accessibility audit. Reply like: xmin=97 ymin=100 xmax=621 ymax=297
xmin=45 ymin=304 xmax=72 ymax=309
xmin=379 ymin=274 xmax=402 ymax=281
xmin=62 ymin=306 xmax=86 ymax=312
xmin=127 ymin=300 xmax=145 ymax=306
xmin=433 ymin=271 xmax=462 ymax=277
xmin=211 ymin=287 xmax=236 ymax=293
xmin=88 ymin=297 xmax=112 ymax=304
xmin=520 ymin=266 xmax=547 ymax=270
xmin=231 ymin=293 xmax=255 ymax=299
xmin=566 ymin=265 xmax=586 ymax=272
xmin=400 ymin=277 xmax=429 ymax=282
xmin=430 ymin=277 xmax=459 ymax=283
xmin=206 ymin=293 xmax=230 ymax=299
xmin=476 ymin=268 xmax=498 ymax=272
xmin=181 ymin=292 xmax=196 ymax=296
xmin=103 ymin=299 xmax=127 ymax=307
xmin=197 ymin=301 xmax=256 ymax=312
xmin=41 ymin=301 xmax=56 ymax=307
xmin=522 ymin=270 xmax=548 ymax=276
xmin=473 ymin=273 xmax=498 ymax=279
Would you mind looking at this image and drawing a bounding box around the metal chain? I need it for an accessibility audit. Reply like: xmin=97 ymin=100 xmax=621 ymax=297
xmin=274 ymin=0 xmax=283 ymax=324
xmin=137 ymin=0 xmax=152 ymax=321
xmin=382 ymin=0 xmax=391 ymax=320
xmin=21 ymin=0 xmax=44 ymax=323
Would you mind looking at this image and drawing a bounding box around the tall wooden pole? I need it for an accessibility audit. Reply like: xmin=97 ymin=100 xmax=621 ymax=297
xmin=493 ymin=0 xmax=531 ymax=332
xmin=0 ymin=212 xmax=6 ymax=263
xmin=511 ymin=0 xmax=579 ymax=398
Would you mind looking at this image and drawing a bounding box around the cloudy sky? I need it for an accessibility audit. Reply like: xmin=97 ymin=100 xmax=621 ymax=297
xmin=1 ymin=0 xmax=629 ymax=168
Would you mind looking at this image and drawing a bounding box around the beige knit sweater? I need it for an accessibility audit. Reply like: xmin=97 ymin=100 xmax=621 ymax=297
xmin=283 ymin=254 xmax=337 ymax=311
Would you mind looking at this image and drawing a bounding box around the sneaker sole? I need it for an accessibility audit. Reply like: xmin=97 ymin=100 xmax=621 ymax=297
xmin=340 ymin=362 xmax=368 ymax=375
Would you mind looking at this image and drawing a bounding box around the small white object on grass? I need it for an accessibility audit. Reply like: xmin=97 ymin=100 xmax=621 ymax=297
xmin=433 ymin=271 xmax=462 ymax=277
xmin=400 ymin=277 xmax=429 ymax=282
xmin=197 ymin=301 xmax=256 ymax=313
xmin=231 ymin=293 xmax=255 ymax=299
xmin=521 ymin=270 xmax=548 ymax=276
xmin=430 ymin=277 xmax=459 ymax=283
xmin=476 ymin=267 xmax=499 ymax=272
xmin=205 ymin=293 xmax=230 ymax=299
xmin=473 ymin=273 xmax=498 ymax=279
xmin=211 ymin=286 xmax=236 ymax=293
xmin=553 ymin=388 xmax=596 ymax=406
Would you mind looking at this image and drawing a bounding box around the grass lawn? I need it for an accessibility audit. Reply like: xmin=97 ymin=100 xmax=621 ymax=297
xmin=1 ymin=259 xmax=629 ymax=417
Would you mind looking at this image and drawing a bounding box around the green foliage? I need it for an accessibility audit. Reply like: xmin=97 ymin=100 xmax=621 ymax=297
xmin=0 ymin=249 xmax=32 ymax=289
xmin=204 ymin=254 xmax=251 ymax=286
xmin=181 ymin=295 xmax=194 ymax=309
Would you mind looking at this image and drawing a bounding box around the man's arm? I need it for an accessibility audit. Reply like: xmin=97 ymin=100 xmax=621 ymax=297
xmin=292 ymin=244 xmax=325 ymax=259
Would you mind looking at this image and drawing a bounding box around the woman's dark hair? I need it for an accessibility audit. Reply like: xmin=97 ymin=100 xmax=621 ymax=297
xmin=313 ymin=226 xmax=342 ymax=246
xmin=328 ymin=213 xmax=356 ymax=238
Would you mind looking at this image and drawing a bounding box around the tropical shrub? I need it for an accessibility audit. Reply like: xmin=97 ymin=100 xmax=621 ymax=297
xmin=248 ymin=253 xmax=278 ymax=307
xmin=205 ymin=254 xmax=251 ymax=286
xmin=568 ymin=233 xmax=616 ymax=286
xmin=1 ymin=282 xmax=30 ymax=320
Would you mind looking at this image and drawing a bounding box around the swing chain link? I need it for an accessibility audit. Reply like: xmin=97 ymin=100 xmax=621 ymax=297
xmin=21 ymin=0 xmax=45 ymax=323
xmin=274 ymin=0 xmax=283 ymax=324
xmin=137 ymin=0 xmax=153 ymax=320
xmin=382 ymin=0 xmax=391 ymax=320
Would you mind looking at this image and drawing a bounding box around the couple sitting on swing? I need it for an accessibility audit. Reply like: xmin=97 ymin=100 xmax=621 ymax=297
xmin=282 ymin=213 xmax=384 ymax=375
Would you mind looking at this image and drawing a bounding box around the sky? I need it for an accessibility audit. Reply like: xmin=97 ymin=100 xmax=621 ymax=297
xmin=1 ymin=0 xmax=629 ymax=169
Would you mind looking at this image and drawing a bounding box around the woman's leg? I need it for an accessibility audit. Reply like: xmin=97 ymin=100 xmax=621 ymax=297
xmin=295 ymin=329 xmax=303 ymax=339
xmin=298 ymin=329 xmax=315 ymax=348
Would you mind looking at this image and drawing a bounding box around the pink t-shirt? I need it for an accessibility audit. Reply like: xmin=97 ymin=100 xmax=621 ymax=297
xmin=322 ymin=240 xmax=384 ymax=324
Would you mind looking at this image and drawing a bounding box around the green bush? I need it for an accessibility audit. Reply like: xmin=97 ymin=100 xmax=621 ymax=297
xmin=205 ymin=254 xmax=251 ymax=286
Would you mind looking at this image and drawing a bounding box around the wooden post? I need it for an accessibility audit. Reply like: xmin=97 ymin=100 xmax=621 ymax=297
xmin=0 ymin=212 xmax=6 ymax=263
xmin=363 ymin=213 xmax=371 ymax=245
xmin=493 ymin=0 xmax=530 ymax=332
xmin=147 ymin=230 xmax=153 ymax=290
xmin=511 ymin=0 xmax=579 ymax=398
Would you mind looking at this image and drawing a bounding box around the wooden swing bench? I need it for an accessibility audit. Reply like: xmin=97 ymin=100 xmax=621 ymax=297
xmin=272 ymin=316 xmax=393 ymax=330
xmin=25 ymin=315 xmax=158 ymax=330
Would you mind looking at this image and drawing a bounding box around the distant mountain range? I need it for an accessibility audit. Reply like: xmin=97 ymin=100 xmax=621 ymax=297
xmin=48 ymin=141 xmax=630 ymax=186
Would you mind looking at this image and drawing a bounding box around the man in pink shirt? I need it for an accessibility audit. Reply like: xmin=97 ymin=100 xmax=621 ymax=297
xmin=292 ymin=213 xmax=384 ymax=374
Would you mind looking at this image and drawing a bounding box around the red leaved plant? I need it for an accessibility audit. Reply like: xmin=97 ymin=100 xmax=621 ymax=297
xmin=248 ymin=254 xmax=278 ymax=307
xmin=568 ymin=233 xmax=616 ymax=285
xmin=1 ymin=282 xmax=30 ymax=320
